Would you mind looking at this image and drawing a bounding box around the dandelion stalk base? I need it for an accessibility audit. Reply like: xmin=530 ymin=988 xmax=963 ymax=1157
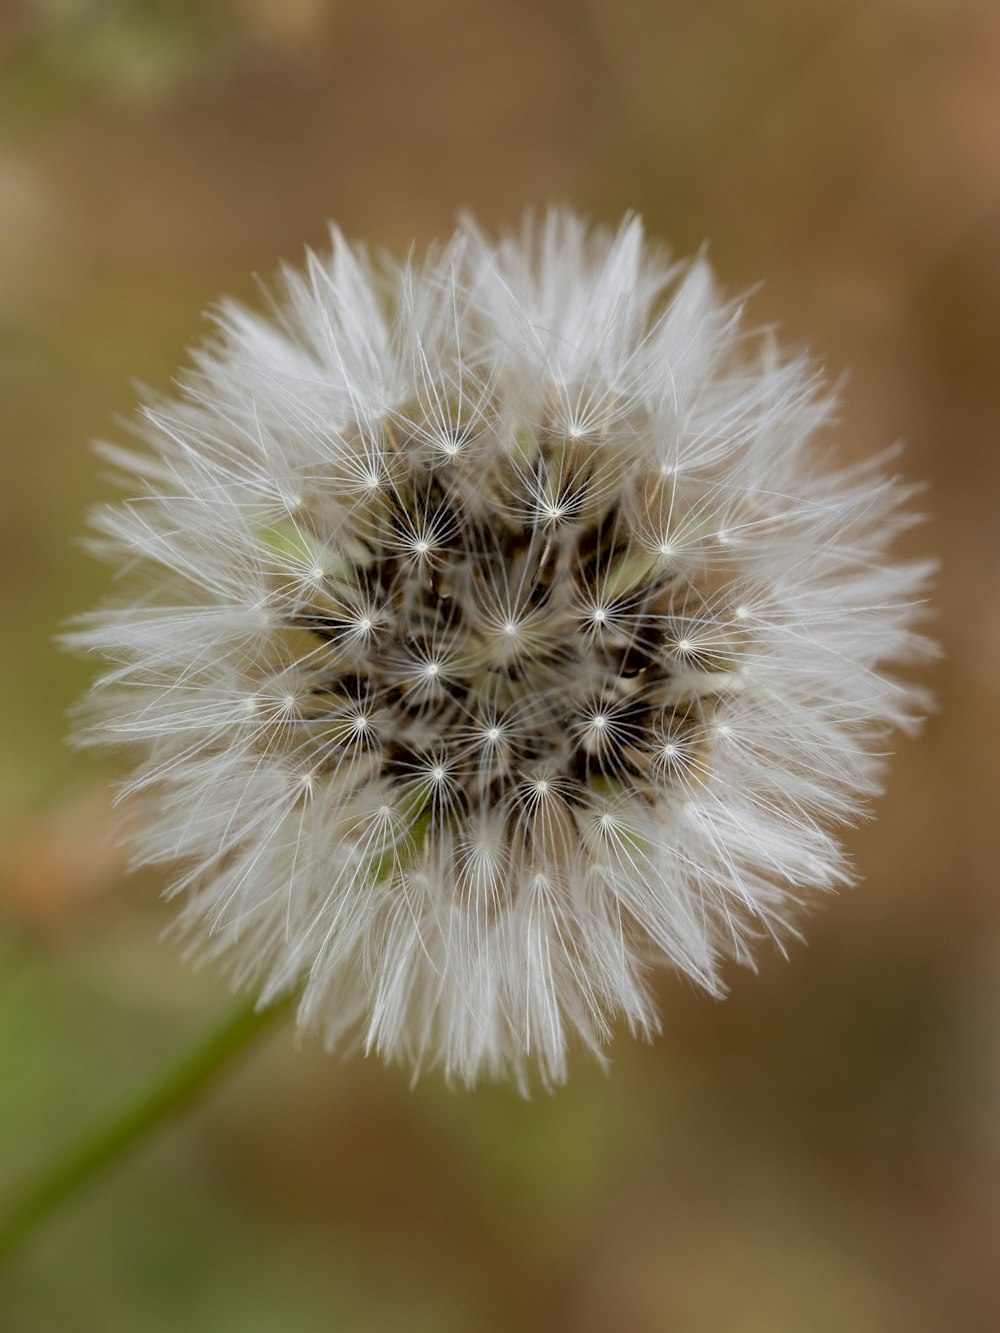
xmin=0 ymin=990 xmax=294 ymax=1261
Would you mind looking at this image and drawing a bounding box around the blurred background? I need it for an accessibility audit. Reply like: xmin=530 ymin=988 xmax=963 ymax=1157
xmin=1 ymin=0 xmax=998 ymax=1328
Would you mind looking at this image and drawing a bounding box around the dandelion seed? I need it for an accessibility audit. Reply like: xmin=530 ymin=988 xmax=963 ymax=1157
xmin=67 ymin=210 xmax=934 ymax=1090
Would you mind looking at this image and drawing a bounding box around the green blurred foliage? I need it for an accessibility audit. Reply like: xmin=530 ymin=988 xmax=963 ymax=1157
xmin=1 ymin=0 xmax=249 ymax=139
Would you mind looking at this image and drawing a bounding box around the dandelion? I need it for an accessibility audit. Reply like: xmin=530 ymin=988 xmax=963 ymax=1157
xmin=68 ymin=211 xmax=933 ymax=1089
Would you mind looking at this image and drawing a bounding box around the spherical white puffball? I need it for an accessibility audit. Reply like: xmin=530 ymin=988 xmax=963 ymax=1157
xmin=68 ymin=212 xmax=934 ymax=1089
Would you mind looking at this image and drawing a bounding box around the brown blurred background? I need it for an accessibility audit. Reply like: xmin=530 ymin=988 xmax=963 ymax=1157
xmin=1 ymin=1 xmax=998 ymax=1328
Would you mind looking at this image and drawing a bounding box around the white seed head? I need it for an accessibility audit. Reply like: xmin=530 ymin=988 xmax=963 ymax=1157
xmin=67 ymin=210 xmax=934 ymax=1090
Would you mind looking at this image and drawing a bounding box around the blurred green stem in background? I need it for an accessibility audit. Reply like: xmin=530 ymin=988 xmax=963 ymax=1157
xmin=0 ymin=990 xmax=296 ymax=1262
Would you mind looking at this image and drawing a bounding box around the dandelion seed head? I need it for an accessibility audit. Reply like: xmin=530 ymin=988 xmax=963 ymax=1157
xmin=67 ymin=209 xmax=934 ymax=1089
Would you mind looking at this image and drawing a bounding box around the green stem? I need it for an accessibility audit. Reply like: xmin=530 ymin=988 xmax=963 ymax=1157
xmin=0 ymin=990 xmax=295 ymax=1261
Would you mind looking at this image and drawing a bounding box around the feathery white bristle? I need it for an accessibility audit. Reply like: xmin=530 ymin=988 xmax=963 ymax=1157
xmin=66 ymin=209 xmax=934 ymax=1090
